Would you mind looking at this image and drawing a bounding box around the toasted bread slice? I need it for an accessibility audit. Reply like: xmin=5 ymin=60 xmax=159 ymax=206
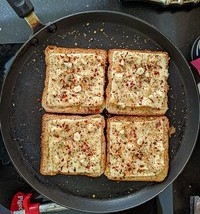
xmin=106 ymin=49 xmax=169 ymax=115
xmin=40 ymin=114 xmax=106 ymax=176
xmin=42 ymin=46 xmax=107 ymax=114
xmin=105 ymin=116 xmax=169 ymax=182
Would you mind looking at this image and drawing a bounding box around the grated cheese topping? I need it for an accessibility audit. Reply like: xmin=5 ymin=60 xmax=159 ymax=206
xmin=109 ymin=51 xmax=169 ymax=109
xmin=108 ymin=118 xmax=166 ymax=178
xmin=46 ymin=52 xmax=105 ymax=108
xmin=45 ymin=117 xmax=103 ymax=174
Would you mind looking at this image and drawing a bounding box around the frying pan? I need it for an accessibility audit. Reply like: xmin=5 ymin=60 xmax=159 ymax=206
xmin=0 ymin=0 xmax=199 ymax=212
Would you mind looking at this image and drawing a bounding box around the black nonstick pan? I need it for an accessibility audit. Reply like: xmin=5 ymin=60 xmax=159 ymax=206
xmin=0 ymin=0 xmax=199 ymax=213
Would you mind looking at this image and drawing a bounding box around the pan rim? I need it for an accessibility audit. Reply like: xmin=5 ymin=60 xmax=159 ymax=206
xmin=0 ymin=10 xmax=199 ymax=213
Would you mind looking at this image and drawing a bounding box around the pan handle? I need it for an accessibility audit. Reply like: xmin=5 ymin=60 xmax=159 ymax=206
xmin=6 ymin=0 xmax=44 ymax=33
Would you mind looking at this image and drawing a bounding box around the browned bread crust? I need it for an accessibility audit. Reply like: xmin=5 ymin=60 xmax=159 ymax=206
xmin=40 ymin=114 xmax=106 ymax=177
xmin=42 ymin=46 xmax=107 ymax=114
xmin=106 ymin=49 xmax=169 ymax=115
xmin=105 ymin=116 xmax=169 ymax=182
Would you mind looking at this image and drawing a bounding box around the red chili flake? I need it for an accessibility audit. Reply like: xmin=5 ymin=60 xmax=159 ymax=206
xmin=128 ymin=167 xmax=132 ymax=171
xmin=135 ymin=153 xmax=143 ymax=160
xmin=54 ymin=134 xmax=59 ymax=138
xmin=154 ymin=71 xmax=159 ymax=75
xmin=130 ymin=81 xmax=135 ymax=88
xmin=66 ymin=145 xmax=70 ymax=150
xmin=156 ymin=121 xmax=161 ymax=129
xmin=37 ymin=98 xmax=41 ymax=102
xmin=94 ymin=108 xmax=99 ymax=113
xmin=147 ymin=64 xmax=151 ymax=69
xmin=131 ymin=130 xmax=137 ymax=138
xmin=89 ymin=152 xmax=93 ymax=156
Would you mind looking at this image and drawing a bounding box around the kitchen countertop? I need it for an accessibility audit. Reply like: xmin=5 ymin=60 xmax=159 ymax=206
xmin=0 ymin=1 xmax=199 ymax=213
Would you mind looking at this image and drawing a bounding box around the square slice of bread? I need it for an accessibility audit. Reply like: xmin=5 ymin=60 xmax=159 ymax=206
xmin=40 ymin=114 xmax=106 ymax=177
xmin=105 ymin=116 xmax=169 ymax=182
xmin=42 ymin=46 xmax=107 ymax=114
xmin=106 ymin=49 xmax=170 ymax=115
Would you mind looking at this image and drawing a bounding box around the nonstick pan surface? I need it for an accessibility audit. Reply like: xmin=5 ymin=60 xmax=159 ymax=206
xmin=0 ymin=11 xmax=199 ymax=212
